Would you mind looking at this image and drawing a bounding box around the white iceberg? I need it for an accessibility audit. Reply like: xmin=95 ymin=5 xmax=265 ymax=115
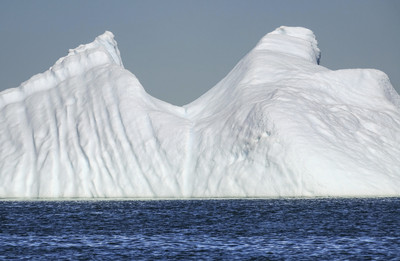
xmin=1 ymin=26 xmax=399 ymax=198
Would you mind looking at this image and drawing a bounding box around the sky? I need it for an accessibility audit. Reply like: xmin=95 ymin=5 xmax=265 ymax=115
xmin=0 ymin=0 xmax=399 ymax=106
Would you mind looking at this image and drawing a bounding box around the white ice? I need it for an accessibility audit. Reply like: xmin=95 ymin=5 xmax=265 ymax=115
xmin=0 ymin=26 xmax=399 ymax=198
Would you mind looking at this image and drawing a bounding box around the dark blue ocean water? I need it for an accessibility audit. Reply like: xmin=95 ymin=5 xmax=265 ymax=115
xmin=1 ymin=198 xmax=400 ymax=260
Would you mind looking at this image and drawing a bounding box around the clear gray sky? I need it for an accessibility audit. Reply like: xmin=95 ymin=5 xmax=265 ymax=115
xmin=1 ymin=0 xmax=399 ymax=106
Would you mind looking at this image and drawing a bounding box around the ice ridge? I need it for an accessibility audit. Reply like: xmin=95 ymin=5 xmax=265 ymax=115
xmin=0 ymin=31 xmax=122 ymax=109
xmin=257 ymin=26 xmax=321 ymax=64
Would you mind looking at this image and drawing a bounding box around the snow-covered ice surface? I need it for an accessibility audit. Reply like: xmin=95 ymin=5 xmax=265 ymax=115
xmin=1 ymin=26 xmax=399 ymax=198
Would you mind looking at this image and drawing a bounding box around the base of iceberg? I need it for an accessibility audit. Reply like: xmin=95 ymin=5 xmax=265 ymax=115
xmin=1 ymin=26 xmax=399 ymax=198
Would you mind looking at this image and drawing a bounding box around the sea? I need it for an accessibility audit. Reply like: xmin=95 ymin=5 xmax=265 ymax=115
xmin=1 ymin=198 xmax=400 ymax=260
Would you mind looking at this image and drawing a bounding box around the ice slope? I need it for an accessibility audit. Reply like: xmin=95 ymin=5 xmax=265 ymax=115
xmin=0 ymin=26 xmax=399 ymax=198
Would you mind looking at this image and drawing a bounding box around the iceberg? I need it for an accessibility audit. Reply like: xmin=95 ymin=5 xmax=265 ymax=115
xmin=1 ymin=26 xmax=399 ymax=198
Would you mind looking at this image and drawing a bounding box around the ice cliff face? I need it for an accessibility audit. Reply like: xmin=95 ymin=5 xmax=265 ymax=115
xmin=1 ymin=26 xmax=400 ymax=198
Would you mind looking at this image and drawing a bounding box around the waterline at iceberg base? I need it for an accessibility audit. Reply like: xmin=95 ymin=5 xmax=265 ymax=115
xmin=0 ymin=26 xmax=399 ymax=198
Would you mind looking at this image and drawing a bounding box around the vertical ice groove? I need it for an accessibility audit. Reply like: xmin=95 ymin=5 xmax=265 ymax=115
xmin=111 ymin=93 xmax=144 ymax=194
xmin=91 ymin=90 xmax=113 ymax=197
xmin=181 ymin=108 xmax=196 ymax=197
xmin=102 ymin=89 xmax=125 ymax=194
xmin=21 ymin=99 xmax=38 ymax=197
xmin=38 ymin=89 xmax=62 ymax=197
xmin=93 ymin=86 xmax=117 ymax=195
xmin=143 ymin=114 xmax=173 ymax=195
xmin=0 ymin=107 xmax=17 ymax=195
xmin=113 ymin=99 xmax=155 ymax=195
xmin=64 ymin=94 xmax=80 ymax=196
xmin=52 ymin=107 xmax=61 ymax=196
xmin=146 ymin=115 xmax=173 ymax=170
xmin=74 ymin=120 xmax=91 ymax=186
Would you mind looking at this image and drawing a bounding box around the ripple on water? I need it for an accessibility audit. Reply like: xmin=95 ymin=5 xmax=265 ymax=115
xmin=0 ymin=198 xmax=400 ymax=259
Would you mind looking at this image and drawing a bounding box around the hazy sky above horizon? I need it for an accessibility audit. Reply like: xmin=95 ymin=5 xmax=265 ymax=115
xmin=1 ymin=0 xmax=399 ymax=106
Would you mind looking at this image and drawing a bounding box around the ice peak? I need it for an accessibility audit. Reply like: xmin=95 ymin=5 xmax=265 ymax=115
xmin=0 ymin=31 xmax=125 ymax=108
xmin=53 ymin=30 xmax=124 ymax=70
xmin=256 ymin=26 xmax=321 ymax=64
xmin=97 ymin=30 xmax=115 ymax=41
xmin=269 ymin=26 xmax=317 ymax=42
xmin=93 ymin=31 xmax=124 ymax=67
